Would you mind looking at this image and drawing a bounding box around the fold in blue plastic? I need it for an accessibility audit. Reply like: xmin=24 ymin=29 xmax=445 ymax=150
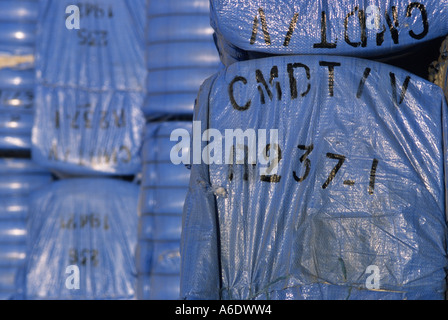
xmin=210 ymin=0 xmax=448 ymax=65
xmin=180 ymin=55 xmax=448 ymax=300
xmin=25 ymin=178 xmax=139 ymax=300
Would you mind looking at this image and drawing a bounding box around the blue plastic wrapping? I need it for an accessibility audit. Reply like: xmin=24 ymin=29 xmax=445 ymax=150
xmin=0 ymin=0 xmax=38 ymax=56
xmin=148 ymin=275 xmax=181 ymax=300
xmin=210 ymin=0 xmax=448 ymax=65
xmin=0 ymin=157 xmax=53 ymax=174
xmin=0 ymin=158 xmax=52 ymax=300
xmin=32 ymin=0 xmax=146 ymax=175
xmin=136 ymin=240 xmax=181 ymax=275
xmin=147 ymin=15 xmax=215 ymax=44
xmin=0 ymin=268 xmax=22 ymax=292
xmin=0 ymin=66 xmax=35 ymax=152
xmin=0 ymin=158 xmax=53 ymax=196
xmin=147 ymin=0 xmax=210 ymax=16
xmin=32 ymin=86 xmax=145 ymax=176
xmin=25 ymin=178 xmax=139 ymax=300
xmin=0 ymin=67 xmax=34 ymax=94
xmin=0 ymin=196 xmax=29 ymax=220
xmin=0 ymin=244 xmax=26 ymax=268
xmin=180 ymin=55 xmax=448 ymax=300
xmin=139 ymin=215 xmax=182 ymax=241
xmin=0 ymin=0 xmax=38 ymax=153
xmin=143 ymin=0 xmax=221 ymax=118
xmin=147 ymin=42 xmax=220 ymax=70
xmin=136 ymin=274 xmax=151 ymax=300
xmin=136 ymin=273 xmax=181 ymax=300
xmin=135 ymin=241 xmax=152 ymax=274
xmin=137 ymin=121 xmax=192 ymax=300
xmin=36 ymin=0 xmax=146 ymax=90
xmin=0 ymin=67 xmax=34 ymax=111
xmin=0 ymin=221 xmax=26 ymax=244
xmin=140 ymin=188 xmax=189 ymax=216
xmin=0 ymin=111 xmax=33 ymax=151
xmin=0 ymin=23 xmax=36 ymax=57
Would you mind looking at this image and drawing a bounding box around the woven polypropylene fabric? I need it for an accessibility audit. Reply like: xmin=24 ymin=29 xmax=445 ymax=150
xmin=180 ymin=54 xmax=448 ymax=300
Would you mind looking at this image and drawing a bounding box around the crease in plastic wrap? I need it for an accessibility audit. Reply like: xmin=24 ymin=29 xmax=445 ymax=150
xmin=180 ymin=54 xmax=448 ymax=300
xmin=25 ymin=178 xmax=139 ymax=300
xmin=210 ymin=0 xmax=448 ymax=66
xmin=32 ymin=0 xmax=146 ymax=175
xmin=0 ymin=158 xmax=53 ymax=300
xmin=137 ymin=121 xmax=192 ymax=300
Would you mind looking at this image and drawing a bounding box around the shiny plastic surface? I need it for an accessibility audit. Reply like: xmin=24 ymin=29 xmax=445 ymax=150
xmin=148 ymin=0 xmax=210 ymax=16
xmin=137 ymin=121 xmax=192 ymax=300
xmin=33 ymin=0 xmax=146 ymax=175
xmin=144 ymin=0 xmax=221 ymax=118
xmin=210 ymin=0 xmax=448 ymax=65
xmin=32 ymin=86 xmax=145 ymax=176
xmin=181 ymin=54 xmax=448 ymax=300
xmin=36 ymin=0 xmax=146 ymax=90
xmin=25 ymin=178 xmax=139 ymax=300
xmin=0 ymin=0 xmax=38 ymax=55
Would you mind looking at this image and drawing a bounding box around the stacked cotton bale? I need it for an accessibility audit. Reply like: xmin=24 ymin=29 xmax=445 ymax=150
xmin=180 ymin=1 xmax=448 ymax=300
xmin=23 ymin=0 xmax=146 ymax=299
xmin=136 ymin=0 xmax=221 ymax=299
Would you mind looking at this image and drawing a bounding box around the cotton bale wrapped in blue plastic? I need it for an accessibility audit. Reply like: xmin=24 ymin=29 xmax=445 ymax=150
xmin=210 ymin=0 xmax=448 ymax=65
xmin=180 ymin=54 xmax=448 ymax=300
xmin=32 ymin=0 xmax=146 ymax=175
xmin=0 ymin=158 xmax=52 ymax=300
xmin=25 ymin=178 xmax=139 ymax=300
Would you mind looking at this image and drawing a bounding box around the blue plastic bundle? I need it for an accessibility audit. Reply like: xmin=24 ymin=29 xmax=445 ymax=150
xmin=25 ymin=178 xmax=139 ymax=300
xmin=0 ymin=158 xmax=52 ymax=300
xmin=36 ymin=0 xmax=146 ymax=90
xmin=32 ymin=0 xmax=146 ymax=175
xmin=0 ymin=0 xmax=38 ymax=153
xmin=0 ymin=0 xmax=38 ymax=56
xmin=143 ymin=0 xmax=221 ymax=118
xmin=210 ymin=0 xmax=448 ymax=65
xmin=137 ymin=121 xmax=192 ymax=300
xmin=32 ymin=86 xmax=145 ymax=176
xmin=0 ymin=67 xmax=35 ymax=151
xmin=180 ymin=55 xmax=448 ymax=300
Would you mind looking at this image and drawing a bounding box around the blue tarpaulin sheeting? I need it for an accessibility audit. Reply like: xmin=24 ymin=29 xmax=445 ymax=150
xmin=25 ymin=178 xmax=139 ymax=300
xmin=32 ymin=0 xmax=146 ymax=175
xmin=210 ymin=0 xmax=448 ymax=65
xmin=180 ymin=54 xmax=448 ymax=300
